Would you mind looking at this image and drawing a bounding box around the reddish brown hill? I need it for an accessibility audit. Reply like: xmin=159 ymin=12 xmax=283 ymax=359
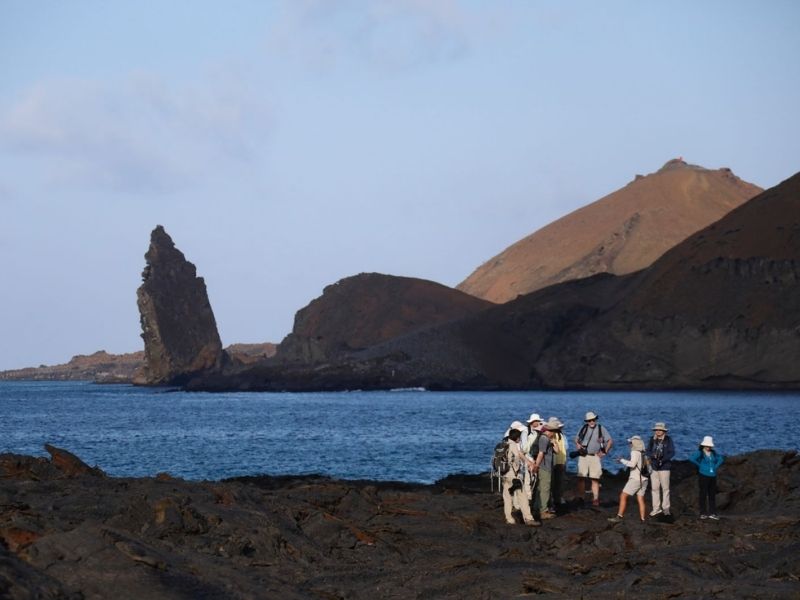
xmin=277 ymin=273 xmax=493 ymax=363
xmin=541 ymin=170 xmax=800 ymax=387
xmin=458 ymin=159 xmax=762 ymax=303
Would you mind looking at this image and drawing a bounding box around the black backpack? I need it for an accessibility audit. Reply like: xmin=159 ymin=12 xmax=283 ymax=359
xmin=491 ymin=438 xmax=511 ymax=475
xmin=527 ymin=430 xmax=541 ymax=459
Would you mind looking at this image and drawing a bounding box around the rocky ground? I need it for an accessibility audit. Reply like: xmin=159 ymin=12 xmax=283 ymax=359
xmin=1 ymin=446 xmax=798 ymax=599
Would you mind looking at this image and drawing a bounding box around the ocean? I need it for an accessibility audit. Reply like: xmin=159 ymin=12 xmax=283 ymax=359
xmin=1 ymin=381 xmax=797 ymax=483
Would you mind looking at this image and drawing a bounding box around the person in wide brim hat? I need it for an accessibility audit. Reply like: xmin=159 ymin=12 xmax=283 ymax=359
xmin=608 ymin=435 xmax=649 ymax=524
xmin=574 ymin=411 xmax=613 ymax=507
xmin=689 ymin=435 xmax=724 ymax=520
xmin=648 ymin=421 xmax=675 ymax=517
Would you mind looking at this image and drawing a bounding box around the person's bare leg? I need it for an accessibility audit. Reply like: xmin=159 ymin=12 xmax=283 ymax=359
xmin=591 ymin=479 xmax=600 ymax=501
xmin=617 ymin=492 xmax=628 ymax=516
xmin=637 ymin=495 xmax=646 ymax=520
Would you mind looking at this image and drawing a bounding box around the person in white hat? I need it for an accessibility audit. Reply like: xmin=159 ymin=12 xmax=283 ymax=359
xmin=574 ymin=411 xmax=613 ymax=506
xmin=501 ymin=428 xmax=539 ymax=527
xmin=647 ymin=422 xmax=675 ymax=517
xmin=522 ymin=414 xmax=544 ymax=502
xmin=688 ymin=436 xmax=725 ymax=520
xmin=608 ymin=435 xmax=649 ymax=523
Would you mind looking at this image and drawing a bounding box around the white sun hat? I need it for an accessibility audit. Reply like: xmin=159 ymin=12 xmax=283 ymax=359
xmin=527 ymin=413 xmax=542 ymax=423
xmin=510 ymin=421 xmax=526 ymax=432
xmin=700 ymin=435 xmax=715 ymax=448
xmin=627 ymin=435 xmax=645 ymax=452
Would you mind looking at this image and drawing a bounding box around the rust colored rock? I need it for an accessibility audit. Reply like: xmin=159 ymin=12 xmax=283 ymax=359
xmin=44 ymin=444 xmax=104 ymax=478
xmin=458 ymin=160 xmax=762 ymax=303
xmin=136 ymin=225 xmax=224 ymax=385
xmin=0 ymin=527 xmax=41 ymax=552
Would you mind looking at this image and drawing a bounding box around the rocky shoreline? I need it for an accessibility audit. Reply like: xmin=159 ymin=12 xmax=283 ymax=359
xmin=1 ymin=446 xmax=798 ymax=599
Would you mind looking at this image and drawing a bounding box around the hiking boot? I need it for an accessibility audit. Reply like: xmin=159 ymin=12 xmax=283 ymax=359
xmin=540 ymin=512 xmax=556 ymax=520
xmin=592 ymin=498 xmax=600 ymax=507
xmin=525 ymin=519 xmax=542 ymax=527
xmin=607 ymin=515 xmax=624 ymax=523
xmin=649 ymin=508 xmax=663 ymax=517
xmin=708 ymin=514 xmax=720 ymax=520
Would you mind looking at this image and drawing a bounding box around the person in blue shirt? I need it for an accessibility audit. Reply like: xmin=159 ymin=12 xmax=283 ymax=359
xmin=688 ymin=435 xmax=724 ymax=520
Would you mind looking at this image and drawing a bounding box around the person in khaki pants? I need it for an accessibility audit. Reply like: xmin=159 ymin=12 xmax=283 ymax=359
xmin=647 ymin=422 xmax=675 ymax=517
xmin=502 ymin=428 xmax=540 ymax=526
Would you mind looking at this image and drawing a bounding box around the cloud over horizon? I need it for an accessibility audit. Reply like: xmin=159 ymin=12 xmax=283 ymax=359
xmin=0 ymin=71 xmax=271 ymax=194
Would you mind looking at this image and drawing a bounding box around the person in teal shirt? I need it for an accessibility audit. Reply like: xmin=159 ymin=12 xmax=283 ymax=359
xmin=688 ymin=435 xmax=724 ymax=520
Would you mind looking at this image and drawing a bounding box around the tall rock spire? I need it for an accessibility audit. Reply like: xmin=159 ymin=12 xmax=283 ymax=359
xmin=136 ymin=226 xmax=223 ymax=385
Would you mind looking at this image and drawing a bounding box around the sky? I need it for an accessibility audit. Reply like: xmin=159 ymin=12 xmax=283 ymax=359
xmin=1 ymin=1 xmax=799 ymax=370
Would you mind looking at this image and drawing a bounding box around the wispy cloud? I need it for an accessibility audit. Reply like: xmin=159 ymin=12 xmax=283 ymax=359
xmin=268 ymin=0 xmax=493 ymax=72
xmin=0 ymin=71 xmax=271 ymax=193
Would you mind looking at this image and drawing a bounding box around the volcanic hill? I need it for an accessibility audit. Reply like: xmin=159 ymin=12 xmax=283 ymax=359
xmin=542 ymin=169 xmax=800 ymax=388
xmin=277 ymin=272 xmax=493 ymax=363
xmin=457 ymin=159 xmax=762 ymax=303
xmin=188 ymin=169 xmax=799 ymax=391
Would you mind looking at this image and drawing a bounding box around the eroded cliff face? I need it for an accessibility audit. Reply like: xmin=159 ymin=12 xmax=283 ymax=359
xmin=136 ymin=226 xmax=224 ymax=385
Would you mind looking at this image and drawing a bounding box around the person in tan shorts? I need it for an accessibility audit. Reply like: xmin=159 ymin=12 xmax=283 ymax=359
xmin=608 ymin=435 xmax=649 ymax=523
xmin=573 ymin=411 xmax=613 ymax=506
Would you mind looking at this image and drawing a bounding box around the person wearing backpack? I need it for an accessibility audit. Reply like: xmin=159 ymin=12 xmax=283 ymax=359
xmin=647 ymin=422 xmax=675 ymax=517
xmin=607 ymin=435 xmax=649 ymax=523
xmin=688 ymin=436 xmax=724 ymax=520
xmin=502 ymin=428 xmax=539 ymax=526
xmin=574 ymin=412 xmax=613 ymax=506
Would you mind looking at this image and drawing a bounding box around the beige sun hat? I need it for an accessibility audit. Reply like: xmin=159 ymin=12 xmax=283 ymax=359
xmin=627 ymin=435 xmax=645 ymax=452
xmin=652 ymin=422 xmax=668 ymax=432
xmin=544 ymin=417 xmax=564 ymax=430
xmin=700 ymin=435 xmax=715 ymax=448
xmin=584 ymin=411 xmax=598 ymax=421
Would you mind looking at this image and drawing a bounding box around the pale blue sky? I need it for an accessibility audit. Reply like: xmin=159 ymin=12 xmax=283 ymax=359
xmin=1 ymin=1 xmax=799 ymax=370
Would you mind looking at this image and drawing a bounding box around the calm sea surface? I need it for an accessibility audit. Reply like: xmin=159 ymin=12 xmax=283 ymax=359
xmin=1 ymin=381 xmax=798 ymax=483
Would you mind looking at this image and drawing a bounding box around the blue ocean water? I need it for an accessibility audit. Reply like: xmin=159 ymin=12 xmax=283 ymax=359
xmin=0 ymin=381 xmax=797 ymax=483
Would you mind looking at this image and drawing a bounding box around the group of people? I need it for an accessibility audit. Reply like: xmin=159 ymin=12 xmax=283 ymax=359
xmin=497 ymin=411 xmax=724 ymax=526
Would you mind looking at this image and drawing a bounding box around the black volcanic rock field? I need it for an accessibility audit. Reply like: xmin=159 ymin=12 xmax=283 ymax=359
xmin=1 ymin=446 xmax=798 ymax=599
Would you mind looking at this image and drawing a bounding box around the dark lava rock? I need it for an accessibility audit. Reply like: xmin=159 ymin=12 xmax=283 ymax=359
xmin=136 ymin=225 xmax=224 ymax=385
xmin=1 ymin=446 xmax=798 ymax=598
